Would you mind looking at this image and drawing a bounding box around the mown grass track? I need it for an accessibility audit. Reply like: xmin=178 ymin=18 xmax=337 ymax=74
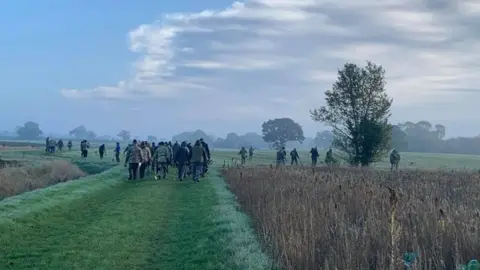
xmin=0 ymin=163 xmax=270 ymax=270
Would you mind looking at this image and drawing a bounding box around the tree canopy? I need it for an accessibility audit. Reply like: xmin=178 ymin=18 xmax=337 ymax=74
xmin=147 ymin=135 xmax=157 ymax=142
xmin=172 ymin=130 xmax=214 ymax=145
xmin=314 ymin=131 xmax=333 ymax=149
xmin=261 ymin=118 xmax=305 ymax=149
xmin=311 ymin=61 xmax=392 ymax=166
xmin=69 ymin=125 xmax=96 ymax=139
xmin=117 ymin=130 xmax=131 ymax=141
xmin=16 ymin=121 xmax=43 ymax=139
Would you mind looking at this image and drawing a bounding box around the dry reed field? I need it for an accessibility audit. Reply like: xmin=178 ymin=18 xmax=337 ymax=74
xmin=222 ymin=166 xmax=480 ymax=270
xmin=0 ymin=159 xmax=86 ymax=199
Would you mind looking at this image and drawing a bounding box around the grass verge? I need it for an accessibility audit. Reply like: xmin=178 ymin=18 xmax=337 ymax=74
xmin=208 ymin=169 xmax=272 ymax=270
xmin=0 ymin=164 xmax=272 ymax=269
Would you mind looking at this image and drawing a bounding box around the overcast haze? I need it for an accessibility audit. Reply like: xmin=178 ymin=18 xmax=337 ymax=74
xmin=1 ymin=0 xmax=479 ymax=139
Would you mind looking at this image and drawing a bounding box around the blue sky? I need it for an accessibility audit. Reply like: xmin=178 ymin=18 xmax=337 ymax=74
xmin=1 ymin=0 xmax=479 ymax=139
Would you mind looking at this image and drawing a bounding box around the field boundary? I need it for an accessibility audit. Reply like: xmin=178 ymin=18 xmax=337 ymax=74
xmin=0 ymin=166 xmax=123 ymax=223
xmin=209 ymin=166 xmax=273 ymax=270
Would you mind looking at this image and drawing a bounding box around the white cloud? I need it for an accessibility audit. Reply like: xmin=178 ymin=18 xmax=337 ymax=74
xmin=61 ymin=0 xmax=480 ymax=132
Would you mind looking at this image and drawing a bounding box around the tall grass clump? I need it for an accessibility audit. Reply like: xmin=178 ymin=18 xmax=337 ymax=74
xmin=222 ymin=166 xmax=480 ymax=270
xmin=0 ymin=160 xmax=87 ymax=199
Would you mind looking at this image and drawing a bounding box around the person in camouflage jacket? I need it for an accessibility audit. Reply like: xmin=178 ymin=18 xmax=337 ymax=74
xmin=153 ymin=142 xmax=169 ymax=179
xmin=124 ymin=140 xmax=143 ymax=180
xmin=139 ymin=141 xmax=152 ymax=179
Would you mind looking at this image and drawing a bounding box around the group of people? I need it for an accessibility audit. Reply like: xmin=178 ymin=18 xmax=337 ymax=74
xmin=274 ymin=146 xmax=324 ymax=167
xmin=237 ymin=145 xmax=329 ymax=168
xmin=45 ymin=137 xmax=73 ymax=153
xmin=123 ymin=138 xmax=211 ymax=182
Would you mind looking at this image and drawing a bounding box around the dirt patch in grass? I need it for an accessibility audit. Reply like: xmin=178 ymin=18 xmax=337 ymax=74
xmin=0 ymin=160 xmax=87 ymax=199
xmin=223 ymin=166 xmax=480 ymax=270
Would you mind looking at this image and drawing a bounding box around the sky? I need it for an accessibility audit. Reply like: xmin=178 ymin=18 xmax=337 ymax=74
xmin=1 ymin=0 xmax=479 ymax=139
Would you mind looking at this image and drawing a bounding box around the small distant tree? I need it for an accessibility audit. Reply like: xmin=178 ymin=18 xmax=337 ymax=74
xmin=16 ymin=121 xmax=43 ymax=139
xmin=261 ymin=118 xmax=305 ymax=149
xmin=147 ymin=135 xmax=157 ymax=142
xmin=117 ymin=130 xmax=131 ymax=141
xmin=310 ymin=61 xmax=392 ymax=166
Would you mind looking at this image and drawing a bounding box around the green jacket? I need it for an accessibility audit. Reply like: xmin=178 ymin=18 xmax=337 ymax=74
xmin=126 ymin=144 xmax=143 ymax=164
xmin=191 ymin=145 xmax=205 ymax=163
xmin=239 ymin=148 xmax=247 ymax=158
xmin=154 ymin=145 xmax=169 ymax=163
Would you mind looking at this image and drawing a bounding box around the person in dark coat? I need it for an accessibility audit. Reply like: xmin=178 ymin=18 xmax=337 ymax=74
xmin=174 ymin=142 xmax=189 ymax=180
xmin=99 ymin=144 xmax=106 ymax=159
xmin=199 ymin=138 xmax=210 ymax=176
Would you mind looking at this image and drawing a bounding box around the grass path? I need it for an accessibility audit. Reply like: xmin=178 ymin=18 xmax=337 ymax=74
xmin=0 ymin=163 xmax=269 ymax=270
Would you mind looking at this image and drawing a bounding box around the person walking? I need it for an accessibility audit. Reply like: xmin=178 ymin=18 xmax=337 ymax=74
xmin=174 ymin=142 xmax=189 ymax=180
xmin=153 ymin=142 xmax=169 ymax=179
xmin=190 ymin=140 xmax=205 ymax=183
xmin=290 ymin=148 xmax=299 ymax=165
xmin=239 ymin=147 xmax=247 ymax=165
xmin=98 ymin=144 xmax=106 ymax=160
xmin=114 ymin=142 xmax=121 ymax=163
xmin=124 ymin=139 xmax=143 ymax=180
xmin=139 ymin=141 xmax=152 ymax=179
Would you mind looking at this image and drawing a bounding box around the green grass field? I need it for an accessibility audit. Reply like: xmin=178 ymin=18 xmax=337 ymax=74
xmin=2 ymin=145 xmax=480 ymax=269
xmin=0 ymin=148 xmax=270 ymax=270
xmin=214 ymin=149 xmax=480 ymax=170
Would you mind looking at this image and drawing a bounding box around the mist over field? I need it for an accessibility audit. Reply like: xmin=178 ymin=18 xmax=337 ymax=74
xmin=2 ymin=1 xmax=480 ymax=269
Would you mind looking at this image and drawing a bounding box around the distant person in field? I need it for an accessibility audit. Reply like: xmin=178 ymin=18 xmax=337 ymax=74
xmin=45 ymin=137 xmax=50 ymax=153
xmin=150 ymin=142 xmax=156 ymax=172
xmin=199 ymin=138 xmax=211 ymax=176
xmin=191 ymin=140 xmax=206 ymax=182
xmin=248 ymin=146 xmax=254 ymax=160
xmin=172 ymin=141 xmax=179 ymax=159
xmin=174 ymin=141 xmax=189 ymax=180
xmin=186 ymin=142 xmax=193 ymax=176
xmin=67 ymin=140 xmax=72 ymax=151
xmin=80 ymin=140 xmax=89 ymax=158
xmin=390 ymin=149 xmax=401 ymax=171
xmin=151 ymin=142 xmax=156 ymax=153
xmin=166 ymin=142 xmax=173 ymax=174
xmin=325 ymin=148 xmax=336 ymax=166
xmin=139 ymin=141 xmax=152 ymax=179
xmin=114 ymin=142 xmax=121 ymax=163
xmin=124 ymin=143 xmax=132 ymax=155
xmin=125 ymin=139 xmax=143 ymax=180
xmin=98 ymin=144 xmax=106 ymax=159
xmin=153 ymin=142 xmax=169 ymax=179
xmin=239 ymin=147 xmax=247 ymax=165
xmin=48 ymin=139 xmax=57 ymax=153
xmin=57 ymin=139 xmax=64 ymax=151
xmin=290 ymin=148 xmax=300 ymax=165
xmin=276 ymin=147 xmax=286 ymax=168
xmin=310 ymin=147 xmax=319 ymax=167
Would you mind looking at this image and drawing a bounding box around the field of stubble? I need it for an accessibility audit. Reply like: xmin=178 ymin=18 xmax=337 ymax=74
xmin=222 ymin=165 xmax=480 ymax=270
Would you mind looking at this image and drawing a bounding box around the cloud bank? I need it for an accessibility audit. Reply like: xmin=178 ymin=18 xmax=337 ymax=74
xmin=61 ymin=0 xmax=480 ymax=134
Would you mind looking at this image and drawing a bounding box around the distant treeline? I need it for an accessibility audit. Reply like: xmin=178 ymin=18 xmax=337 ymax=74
xmin=5 ymin=119 xmax=480 ymax=155
xmin=392 ymin=121 xmax=480 ymax=155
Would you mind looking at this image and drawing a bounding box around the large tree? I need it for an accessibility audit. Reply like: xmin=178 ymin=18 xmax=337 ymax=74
xmin=261 ymin=118 xmax=305 ymax=149
xmin=314 ymin=130 xmax=333 ymax=148
xmin=16 ymin=121 xmax=43 ymax=139
xmin=147 ymin=135 xmax=157 ymax=142
xmin=69 ymin=125 xmax=89 ymax=139
xmin=311 ymin=61 xmax=392 ymax=166
xmin=117 ymin=130 xmax=131 ymax=141
xmin=391 ymin=125 xmax=408 ymax=151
